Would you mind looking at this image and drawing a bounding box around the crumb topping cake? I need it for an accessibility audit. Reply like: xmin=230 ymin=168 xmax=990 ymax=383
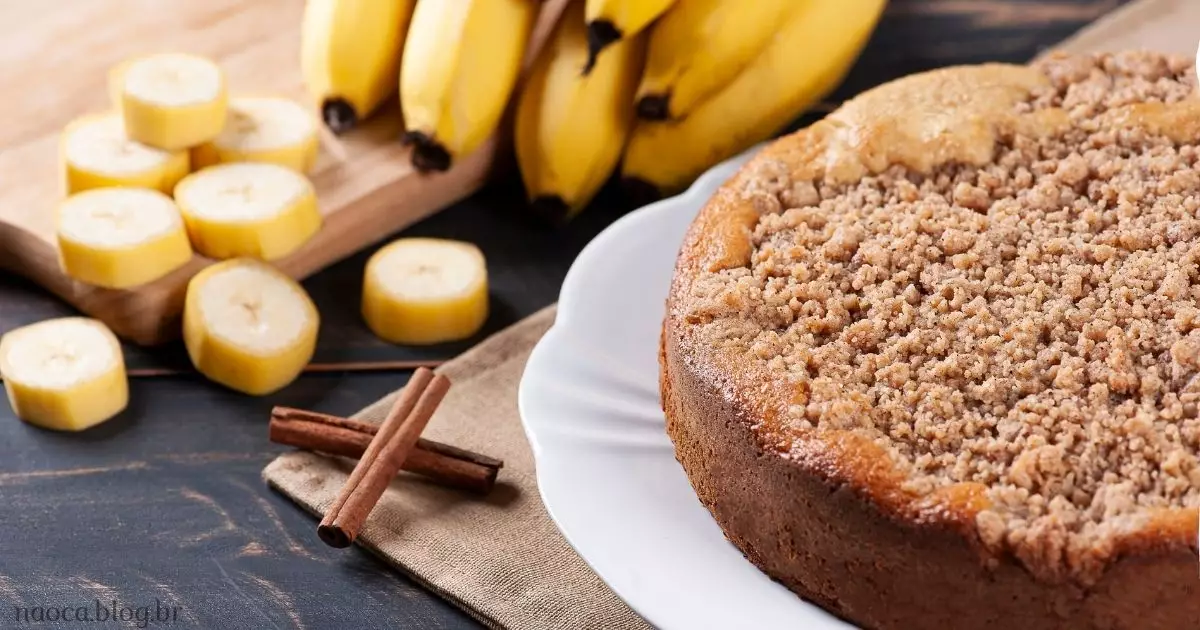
xmin=661 ymin=51 xmax=1200 ymax=629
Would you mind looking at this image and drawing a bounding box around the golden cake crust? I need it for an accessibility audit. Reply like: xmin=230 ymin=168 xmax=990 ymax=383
xmin=662 ymin=51 xmax=1199 ymax=629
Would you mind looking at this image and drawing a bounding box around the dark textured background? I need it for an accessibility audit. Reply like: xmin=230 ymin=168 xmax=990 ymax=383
xmin=0 ymin=1 xmax=1128 ymax=628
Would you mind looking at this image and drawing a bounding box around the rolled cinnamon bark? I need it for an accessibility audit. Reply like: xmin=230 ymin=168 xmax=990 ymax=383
xmin=268 ymin=405 xmax=501 ymax=495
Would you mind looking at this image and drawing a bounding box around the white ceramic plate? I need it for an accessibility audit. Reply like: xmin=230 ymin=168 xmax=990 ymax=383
xmin=518 ymin=149 xmax=854 ymax=630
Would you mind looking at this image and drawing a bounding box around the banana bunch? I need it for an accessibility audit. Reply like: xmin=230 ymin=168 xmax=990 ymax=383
xmin=300 ymin=0 xmax=886 ymax=210
xmin=514 ymin=0 xmax=887 ymax=213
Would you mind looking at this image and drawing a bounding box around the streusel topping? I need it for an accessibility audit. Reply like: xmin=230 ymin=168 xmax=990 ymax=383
xmin=685 ymin=52 xmax=1200 ymax=577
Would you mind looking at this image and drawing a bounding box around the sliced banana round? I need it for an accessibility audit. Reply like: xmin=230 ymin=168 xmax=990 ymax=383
xmin=191 ymin=96 xmax=319 ymax=173
xmin=115 ymin=52 xmax=228 ymax=150
xmin=0 ymin=317 xmax=128 ymax=432
xmin=174 ymin=162 xmax=321 ymax=261
xmin=57 ymin=188 xmax=194 ymax=289
xmin=60 ymin=113 xmax=190 ymax=194
xmin=362 ymin=238 xmax=489 ymax=345
xmin=183 ymin=259 xmax=319 ymax=395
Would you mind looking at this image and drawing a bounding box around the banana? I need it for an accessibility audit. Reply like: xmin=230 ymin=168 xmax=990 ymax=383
xmin=108 ymin=58 xmax=131 ymax=108
xmin=57 ymin=188 xmax=193 ymax=289
xmin=183 ymin=259 xmax=319 ymax=395
xmin=300 ymin=0 xmax=416 ymax=132
xmin=634 ymin=0 xmax=793 ymax=120
xmin=191 ymin=96 xmax=320 ymax=173
xmin=584 ymin=0 xmax=674 ymax=71
xmin=0 ymin=317 xmax=128 ymax=432
xmin=515 ymin=0 xmax=645 ymax=221
xmin=399 ymin=0 xmax=537 ymax=172
xmin=174 ymin=162 xmax=322 ymax=261
xmin=60 ymin=113 xmax=190 ymax=195
xmin=362 ymin=238 xmax=488 ymax=345
xmin=114 ymin=53 xmax=228 ymax=151
xmin=622 ymin=0 xmax=886 ymax=196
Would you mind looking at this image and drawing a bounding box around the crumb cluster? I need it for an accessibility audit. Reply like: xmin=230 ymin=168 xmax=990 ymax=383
xmin=686 ymin=51 xmax=1200 ymax=575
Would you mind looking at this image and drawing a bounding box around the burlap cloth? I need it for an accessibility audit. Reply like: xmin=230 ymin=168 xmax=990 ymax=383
xmin=264 ymin=306 xmax=651 ymax=630
xmin=263 ymin=2 xmax=1197 ymax=628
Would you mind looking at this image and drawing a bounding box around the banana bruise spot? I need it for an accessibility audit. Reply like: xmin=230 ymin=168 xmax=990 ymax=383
xmin=528 ymin=195 xmax=571 ymax=226
xmin=402 ymin=131 xmax=452 ymax=172
xmin=321 ymin=98 xmax=358 ymax=134
xmin=583 ymin=20 xmax=622 ymax=74
xmin=636 ymin=93 xmax=671 ymax=120
xmin=621 ymin=176 xmax=662 ymax=208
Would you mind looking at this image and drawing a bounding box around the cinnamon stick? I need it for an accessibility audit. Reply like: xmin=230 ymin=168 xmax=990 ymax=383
xmin=269 ymin=406 xmax=501 ymax=494
xmin=318 ymin=369 xmax=452 ymax=548
xmin=315 ymin=367 xmax=433 ymax=546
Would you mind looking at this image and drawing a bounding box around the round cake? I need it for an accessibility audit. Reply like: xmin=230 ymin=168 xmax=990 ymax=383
xmin=661 ymin=51 xmax=1200 ymax=630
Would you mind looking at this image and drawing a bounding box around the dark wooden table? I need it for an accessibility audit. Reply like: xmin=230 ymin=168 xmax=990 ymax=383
xmin=0 ymin=2 xmax=1128 ymax=628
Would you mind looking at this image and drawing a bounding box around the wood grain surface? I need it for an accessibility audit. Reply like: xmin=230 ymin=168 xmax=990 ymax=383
xmin=0 ymin=1 xmax=1135 ymax=629
xmin=0 ymin=0 xmax=568 ymax=347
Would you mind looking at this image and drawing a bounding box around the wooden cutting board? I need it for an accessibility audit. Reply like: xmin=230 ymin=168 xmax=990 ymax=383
xmin=0 ymin=0 xmax=565 ymax=346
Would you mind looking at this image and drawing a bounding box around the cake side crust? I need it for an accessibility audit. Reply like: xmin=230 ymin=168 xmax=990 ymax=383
xmin=661 ymin=320 xmax=1198 ymax=629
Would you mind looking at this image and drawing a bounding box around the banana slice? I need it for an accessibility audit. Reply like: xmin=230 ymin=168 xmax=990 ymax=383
xmin=60 ymin=113 xmax=190 ymax=194
xmin=57 ymin=188 xmax=193 ymax=289
xmin=183 ymin=259 xmax=319 ymax=395
xmin=191 ymin=97 xmax=319 ymax=173
xmin=115 ymin=52 xmax=228 ymax=150
xmin=362 ymin=238 xmax=489 ymax=345
xmin=0 ymin=318 xmax=128 ymax=432
xmin=174 ymin=162 xmax=321 ymax=261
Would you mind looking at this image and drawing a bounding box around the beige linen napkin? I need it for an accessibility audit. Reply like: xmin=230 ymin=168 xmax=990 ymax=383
xmin=263 ymin=306 xmax=652 ymax=630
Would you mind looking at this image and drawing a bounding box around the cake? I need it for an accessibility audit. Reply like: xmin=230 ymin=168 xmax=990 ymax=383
xmin=660 ymin=51 xmax=1200 ymax=629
